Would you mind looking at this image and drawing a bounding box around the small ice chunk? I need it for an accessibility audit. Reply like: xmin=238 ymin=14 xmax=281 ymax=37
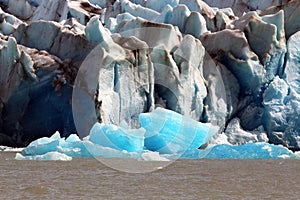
xmin=141 ymin=151 xmax=170 ymax=161
xmin=65 ymin=134 xmax=81 ymax=143
xmin=22 ymin=132 xmax=62 ymax=156
xmin=15 ymin=152 xmax=72 ymax=161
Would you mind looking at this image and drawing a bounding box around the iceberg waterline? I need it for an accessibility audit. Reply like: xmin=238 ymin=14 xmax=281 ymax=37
xmin=0 ymin=0 xmax=300 ymax=155
xmin=16 ymin=108 xmax=299 ymax=161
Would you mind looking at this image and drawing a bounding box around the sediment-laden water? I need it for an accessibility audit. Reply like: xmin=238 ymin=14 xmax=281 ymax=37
xmin=1 ymin=152 xmax=299 ymax=199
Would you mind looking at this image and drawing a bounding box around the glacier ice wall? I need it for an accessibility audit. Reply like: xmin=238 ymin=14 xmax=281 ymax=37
xmin=18 ymin=109 xmax=299 ymax=161
xmin=0 ymin=0 xmax=300 ymax=151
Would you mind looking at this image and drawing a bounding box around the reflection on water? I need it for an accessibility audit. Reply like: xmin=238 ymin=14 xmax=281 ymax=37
xmin=0 ymin=152 xmax=300 ymax=199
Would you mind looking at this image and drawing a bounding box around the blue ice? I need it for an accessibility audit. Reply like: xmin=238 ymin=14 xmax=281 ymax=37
xmin=17 ymin=108 xmax=300 ymax=161
xmin=181 ymin=143 xmax=299 ymax=159
xmin=140 ymin=108 xmax=217 ymax=154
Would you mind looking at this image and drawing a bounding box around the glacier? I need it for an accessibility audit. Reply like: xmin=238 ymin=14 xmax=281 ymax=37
xmin=0 ymin=0 xmax=300 ymax=160
xmin=17 ymin=108 xmax=299 ymax=161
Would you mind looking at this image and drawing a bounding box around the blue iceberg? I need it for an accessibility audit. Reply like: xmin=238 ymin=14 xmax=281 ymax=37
xmin=17 ymin=108 xmax=300 ymax=161
xmin=21 ymin=131 xmax=141 ymax=159
xmin=18 ymin=108 xmax=217 ymax=160
xmin=89 ymin=122 xmax=145 ymax=152
xmin=140 ymin=108 xmax=217 ymax=154
xmin=182 ymin=143 xmax=299 ymax=159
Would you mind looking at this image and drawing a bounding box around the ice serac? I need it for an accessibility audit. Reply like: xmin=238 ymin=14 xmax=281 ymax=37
xmin=284 ymin=31 xmax=300 ymax=93
xmin=0 ymin=8 xmax=23 ymax=35
xmin=201 ymin=29 xmax=265 ymax=96
xmin=169 ymin=4 xmax=190 ymax=33
xmin=30 ymin=0 xmax=102 ymax=25
xmin=179 ymin=0 xmax=232 ymax=32
xmin=262 ymin=76 xmax=300 ymax=150
xmin=224 ymin=118 xmax=268 ymax=145
xmin=85 ymin=16 xmax=111 ymax=43
xmin=172 ymin=35 xmax=207 ymax=120
xmin=73 ymin=30 xmax=155 ymax=135
xmin=13 ymin=19 xmax=94 ymax=63
xmin=139 ymin=108 xmax=217 ymax=154
xmin=203 ymin=0 xmax=247 ymax=17
xmin=203 ymin=0 xmax=289 ymax=17
xmin=232 ymin=10 xmax=286 ymax=81
xmin=0 ymin=36 xmax=21 ymax=114
xmin=14 ymin=21 xmax=61 ymax=51
xmin=67 ymin=0 xmax=102 ymax=25
xmin=31 ymin=0 xmax=68 ymax=22
xmin=88 ymin=0 xmax=107 ymax=8
xmin=89 ymin=122 xmax=145 ymax=152
xmin=143 ymin=0 xmax=179 ymax=12
xmin=262 ymin=32 xmax=300 ymax=150
xmin=179 ymin=0 xmax=215 ymax=18
xmin=0 ymin=35 xmax=76 ymax=146
xmin=103 ymin=35 xmax=154 ymax=127
xmin=202 ymin=55 xmax=239 ymax=128
xmin=149 ymin=35 xmax=207 ymax=121
xmin=184 ymin=11 xmax=207 ymax=38
xmin=115 ymin=17 xmax=182 ymax=51
xmin=120 ymin=0 xmax=160 ymax=21
xmin=260 ymin=0 xmax=300 ymax=39
xmin=7 ymin=0 xmax=33 ymax=20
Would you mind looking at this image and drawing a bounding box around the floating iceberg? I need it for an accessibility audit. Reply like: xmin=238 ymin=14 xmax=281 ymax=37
xmin=19 ymin=108 xmax=217 ymax=160
xmin=15 ymin=152 xmax=72 ymax=161
xmin=181 ymin=143 xmax=300 ymax=159
xmin=17 ymin=107 xmax=300 ymax=161
xmin=89 ymin=122 xmax=145 ymax=152
xmin=21 ymin=131 xmax=140 ymax=159
xmin=140 ymin=108 xmax=217 ymax=154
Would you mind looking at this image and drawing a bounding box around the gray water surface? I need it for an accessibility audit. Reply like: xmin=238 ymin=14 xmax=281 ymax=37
xmin=1 ymin=152 xmax=299 ymax=199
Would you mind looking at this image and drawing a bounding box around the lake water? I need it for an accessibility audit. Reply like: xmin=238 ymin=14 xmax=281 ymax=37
xmin=1 ymin=152 xmax=299 ymax=199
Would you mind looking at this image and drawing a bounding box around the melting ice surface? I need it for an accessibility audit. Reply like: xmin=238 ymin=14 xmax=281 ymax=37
xmin=16 ymin=108 xmax=299 ymax=161
xmin=139 ymin=108 xmax=217 ymax=154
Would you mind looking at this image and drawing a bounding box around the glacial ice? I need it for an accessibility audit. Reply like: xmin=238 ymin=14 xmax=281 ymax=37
xmin=16 ymin=107 xmax=300 ymax=161
xmin=1 ymin=0 xmax=300 ymax=159
xmin=15 ymin=152 xmax=72 ymax=161
xmin=181 ymin=143 xmax=299 ymax=159
xmin=140 ymin=108 xmax=217 ymax=154
xmin=89 ymin=122 xmax=145 ymax=152
xmin=120 ymin=0 xmax=160 ymax=21
xmin=20 ymin=108 xmax=216 ymax=159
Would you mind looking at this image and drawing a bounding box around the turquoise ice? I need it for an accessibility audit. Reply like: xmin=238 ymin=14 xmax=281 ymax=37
xmin=140 ymin=108 xmax=217 ymax=154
